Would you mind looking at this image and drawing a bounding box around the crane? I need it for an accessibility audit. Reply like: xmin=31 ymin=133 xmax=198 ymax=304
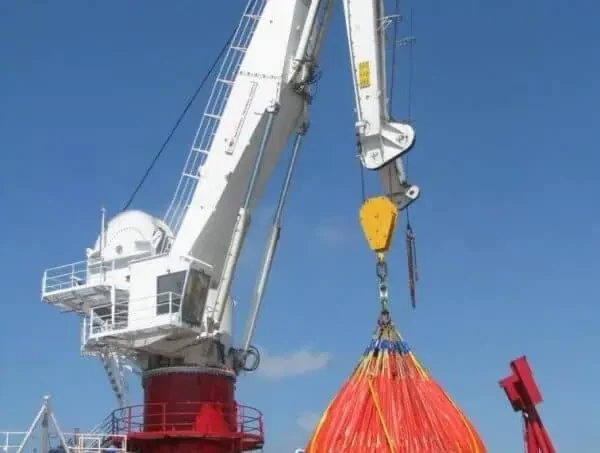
xmin=40 ymin=1 xmax=418 ymax=452
xmin=500 ymin=356 xmax=556 ymax=453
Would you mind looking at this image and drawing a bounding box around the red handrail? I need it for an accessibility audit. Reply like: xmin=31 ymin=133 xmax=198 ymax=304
xmin=109 ymin=402 xmax=264 ymax=441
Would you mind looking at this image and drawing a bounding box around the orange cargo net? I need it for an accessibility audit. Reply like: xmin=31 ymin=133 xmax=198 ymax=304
xmin=305 ymin=310 xmax=487 ymax=453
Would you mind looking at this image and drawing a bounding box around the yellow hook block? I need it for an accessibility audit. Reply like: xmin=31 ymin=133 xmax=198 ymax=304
xmin=359 ymin=196 xmax=398 ymax=254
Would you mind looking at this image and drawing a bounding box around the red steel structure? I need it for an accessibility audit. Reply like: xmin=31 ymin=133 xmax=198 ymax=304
xmin=106 ymin=369 xmax=264 ymax=453
xmin=499 ymin=356 xmax=555 ymax=453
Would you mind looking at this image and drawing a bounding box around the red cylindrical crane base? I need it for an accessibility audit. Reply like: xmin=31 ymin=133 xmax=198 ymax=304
xmin=112 ymin=367 xmax=264 ymax=453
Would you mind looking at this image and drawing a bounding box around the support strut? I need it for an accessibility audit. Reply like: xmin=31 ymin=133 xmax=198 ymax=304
xmin=241 ymin=131 xmax=305 ymax=355
xmin=214 ymin=106 xmax=279 ymax=327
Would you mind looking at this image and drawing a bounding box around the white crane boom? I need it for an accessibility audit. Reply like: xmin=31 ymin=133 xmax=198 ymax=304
xmin=40 ymin=0 xmax=418 ymax=399
xmin=342 ymin=0 xmax=419 ymax=211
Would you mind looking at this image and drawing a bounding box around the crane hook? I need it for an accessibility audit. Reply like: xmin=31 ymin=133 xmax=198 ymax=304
xmin=359 ymin=196 xmax=398 ymax=311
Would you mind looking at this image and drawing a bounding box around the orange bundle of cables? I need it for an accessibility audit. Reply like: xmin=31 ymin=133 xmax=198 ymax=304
xmin=305 ymin=309 xmax=486 ymax=453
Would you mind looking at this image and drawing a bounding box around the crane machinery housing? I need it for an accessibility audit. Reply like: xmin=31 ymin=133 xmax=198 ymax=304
xmin=39 ymin=1 xmax=418 ymax=452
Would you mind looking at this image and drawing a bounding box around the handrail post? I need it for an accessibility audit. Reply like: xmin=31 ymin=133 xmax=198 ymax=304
xmin=71 ymin=263 xmax=76 ymax=289
xmin=111 ymin=285 xmax=116 ymax=327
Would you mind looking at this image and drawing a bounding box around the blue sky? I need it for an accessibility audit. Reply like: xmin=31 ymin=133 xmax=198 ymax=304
xmin=1 ymin=1 xmax=599 ymax=451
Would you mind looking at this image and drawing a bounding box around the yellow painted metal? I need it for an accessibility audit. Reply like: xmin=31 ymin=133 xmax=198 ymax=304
xmin=358 ymin=61 xmax=371 ymax=89
xmin=359 ymin=196 xmax=398 ymax=253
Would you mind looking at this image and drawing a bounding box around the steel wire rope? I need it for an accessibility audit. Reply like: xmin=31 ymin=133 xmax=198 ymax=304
xmin=388 ymin=1 xmax=416 ymax=225
xmin=121 ymin=25 xmax=239 ymax=211
xmin=387 ymin=1 xmax=419 ymax=307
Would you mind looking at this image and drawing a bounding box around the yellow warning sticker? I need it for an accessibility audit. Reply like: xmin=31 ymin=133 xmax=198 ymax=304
xmin=358 ymin=61 xmax=371 ymax=89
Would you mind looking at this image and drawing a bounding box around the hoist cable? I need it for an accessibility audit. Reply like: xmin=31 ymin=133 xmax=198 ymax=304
xmin=406 ymin=7 xmax=415 ymax=122
xmin=121 ymin=26 xmax=238 ymax=211
xmin=388 ymin=2 xmax=416 ymax=226
xmin=387 ymin=0 xmax=419 ymax=308
xmin=389 ymin=0 xmax=401 ymax=110
xmin=404 ymin=5 xmax=419 ymax=306
xmin=405 ymin=7 xmax=415 ymax=228
xmin=385 ymin=0 xmax=402 ymax=201
xmin=358 ymin=150 xmax=367 ymax=203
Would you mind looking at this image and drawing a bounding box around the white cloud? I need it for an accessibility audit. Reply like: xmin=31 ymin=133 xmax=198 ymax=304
xmin=256 ymin=347 xmax=330 ymax=380
xmin=296 ymin=412 xmax=321 ymax=432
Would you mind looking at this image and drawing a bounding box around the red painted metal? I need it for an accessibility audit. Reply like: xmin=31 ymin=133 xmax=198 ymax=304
xmin=110 ymin=370 xmax=264 ymax=453
xmin=499 ymin=356 xmax=555 ymax=453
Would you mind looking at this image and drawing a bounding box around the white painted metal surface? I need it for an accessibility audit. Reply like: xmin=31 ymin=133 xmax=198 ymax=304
xmin=342 ymin=0 xmax=419 ymax=210
xmin=38 ymin=0 xmax=419 ymax=411
xmin=41 ymin=210 xmax=172 ymax=314
xmin=40 ymin=0 xmax=326 ymax=384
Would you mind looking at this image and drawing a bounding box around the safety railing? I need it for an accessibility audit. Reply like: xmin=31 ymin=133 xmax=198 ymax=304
xmin=68 ymin=433 xmax=127 ymax=453
xmin=87 ymin=292 xmax=182 ymax=336
xmin=0 ymin=431 xmax=127 ymax=453
xmin=89 ymin=300 xmax=129 ymax=334
xmin=108 ymin=402 xmax=263 ymax=442
xmin=42 ymin=259 xmax=116 ymax=295
xmin=1 ymin=431 xmax=25 ymax=453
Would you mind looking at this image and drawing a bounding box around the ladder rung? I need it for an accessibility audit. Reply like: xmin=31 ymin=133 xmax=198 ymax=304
xmin=216 ymin=78 xmax=234 ymax=85
xmin=231 ymin=45 xmax=247 ymax=52
xmin=204 ymin=113 xmax=221 ymax=120
xmin=183 ymin=172 xmax=201 ymax=180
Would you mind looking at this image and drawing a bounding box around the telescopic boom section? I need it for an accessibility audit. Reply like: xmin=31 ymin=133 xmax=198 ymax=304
xmin=342 ymin=0 xmax=419 ymax=211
